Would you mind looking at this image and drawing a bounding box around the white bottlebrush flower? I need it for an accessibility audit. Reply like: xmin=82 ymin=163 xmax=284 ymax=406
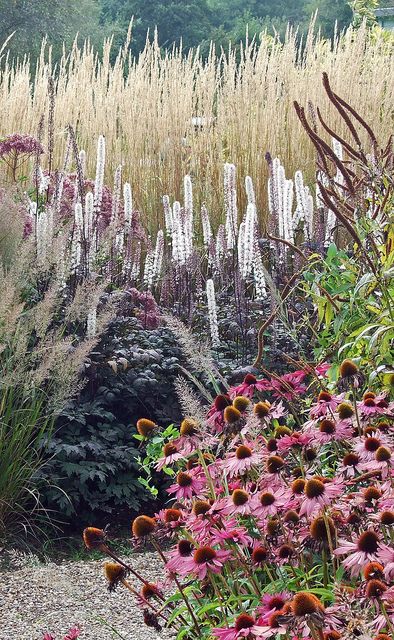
xmin=293 ymin=170 xmax=313 ymax=240
xmin=206 ymin=278 xmax=220 ymax=347
xmin=152 ymin=229 xmax=164 ymax=280
xmin=79 ymin=149 xmax=86 ymax=176
xmin=201 ymin=204 xmax=212 ymax=246
xmin=242 ymin=203 xmax=256 ymax=279
xmin=86 ymin=307 xmax=97 ymax=338
xmin=111 ymin=164 xmax=122 ymax=222
xmin=71 ymin=202 xmax=83 ymax=270
xmin=171 ymin=201 xmax=186 ymax=265
xmin=224 ymin=163 xmax=238 ymax=249
xmin=253 ymin=239 xmax=267 ymax=300
xmin=245 ymin=175 xmax=256 ymax=206
xmin=143 ymin=249 xmax=155 ymax=288
xmin=268 ymin=158 xmax=294 ymax=245
xmin=84 ymin=192 xmax=94 ymax=243
xmin=237 ymin=220 xmax=245 ymax=271
xmin=163 ymin=195 xmax=173 ymax=235
xmin=94 ymin=135 xmax=105 ymax=213
xmin=37 ymin=167 xmax=50 ymax=195
xmin=184 ymin=175 xmax=193 ymax=259
xmin=124 ymin=182 xmax=133 ymax=232
xmin=215 ymin=224 xmax=226 ymax=270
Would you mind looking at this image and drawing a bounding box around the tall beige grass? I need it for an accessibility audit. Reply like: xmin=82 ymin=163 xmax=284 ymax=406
xmin=0 ymin=24 xmax=393 ymax=231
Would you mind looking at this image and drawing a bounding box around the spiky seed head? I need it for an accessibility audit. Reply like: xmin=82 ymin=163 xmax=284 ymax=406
xmin=319 ymin=419 xmax=336 ymax=434
xmin=232 ymin=489 xmax=249 ymax=506
xmin=339 ymin=359 xmax=359 ymax=378
xmin=380 ymin=510 xmax=394 ymax=525
xmin=343 ymin=453 xmax=359 ymax=466
xmin=318 ymin=390 xmax=332 ymax=402
xmin=180 ymin=418 xmax=198 ymax=436
xmin=266 ymin=518 xmax=280 ymax=535
xmin=83 ymin=527 xmax=106 ymax=550
xmin=235 ymin=614 xmax=255 ymax=631
xmin=357 ymin=531 xmax=379 ymax=553
xmin=275 ymin=425 xmax=292 ymax=438
xmin=236 ymin=445 xmax=252 ymax=459
xmin=376 ymin=446 xmax=391 ymax=462
xmin=291 ymin=592 xmax=324 ymax=616
xmin=291 ymin=478 xmax=306 ymax=494
xmin=224 ymin=406 xmax=242 ymax=424
xmin=193 ymin=500 xmax=211 ymax=516
xmin=141 ymin=583 xmax=160 ymax=599
xmin=132 ymin=515 xmax=156 ymax=538
xmin=104 ymin=562 xmax=126 ymax=589
xmin=164 ymin=508 xmax=182 ymax=523
xmin=178 ymin=539 xmax=193 ymax=556
xmin=254 ymin=401 xmax=271 ymax=418
xmin=194 ymin=546 xmax=216 ymax=563
xmin=284 ymin=509 xmax=300 ymax=523
xmin=366 ymin=579 xmax=387 ymax=598
xmin=338 ymin=402 xmax=354 ymax=419
xmin=363 ymin=562 xmax=384 ymax=580
xmin=136 ymin=418 xmax=156 ymax=437
xmin=266 ymin=437 xmax=278 ymax=452
xmin=310 ymin=516 xmax=335 ymax=543
xmin=177 ymin=471 xmax=193 ymax=487
xmin=305 ymin=478 xmax=325 ymax=499
xmin=266 ymin=455 xmax=285 ymax=473
xmin=163 ymin=442 xmax=178 ymax=456
xmin=251 ymin=546 xmax=268 ymax=563
xmin=233 ymin=396 xmax=250 ymax=412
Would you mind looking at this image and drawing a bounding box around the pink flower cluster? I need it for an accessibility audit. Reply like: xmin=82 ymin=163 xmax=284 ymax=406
xmin=0 ymin=133 xmax=44 ymax=158
xmin=86 ymin=361 xmax=394 ymax=639
xmin=129 ymin=365 xmax=394 ymax=639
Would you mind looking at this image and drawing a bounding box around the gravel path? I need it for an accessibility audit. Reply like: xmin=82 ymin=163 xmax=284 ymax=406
xmin=0 ymin=551 xmax=174 ymax=640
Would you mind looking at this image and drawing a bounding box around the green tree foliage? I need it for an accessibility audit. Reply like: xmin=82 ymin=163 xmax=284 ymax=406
xmin=0 ymin=0 xmax=105 ymax=60
xmin=100 ymin=0 xmax=214 ymax=54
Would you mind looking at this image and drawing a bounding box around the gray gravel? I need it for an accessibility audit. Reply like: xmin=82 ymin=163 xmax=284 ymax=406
xmin=0 ymin=551 xmax=174 ymax=640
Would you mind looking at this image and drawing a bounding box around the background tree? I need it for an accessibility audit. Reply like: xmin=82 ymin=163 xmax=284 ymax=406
xmin=100 ymin=0 xmax=214 ymax=54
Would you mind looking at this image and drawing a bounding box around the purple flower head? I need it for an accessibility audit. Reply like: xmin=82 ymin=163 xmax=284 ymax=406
xmin=0 ymin=134 xmax=44 ymax=158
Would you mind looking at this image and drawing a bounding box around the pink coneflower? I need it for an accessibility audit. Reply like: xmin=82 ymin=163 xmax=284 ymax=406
xmin=166 ymin=539 xmax=195 ymax=575
xmin=219 ymin=489 xmax=256 ymax=516
xmin=156 ymin=507 xmax=186 ymax=529
xmin=253 ymin=486 xmax=290 ymax=519
xmin=299 ymin=478 xmax=343 ymax=517
xmin=276 ymin=431 xmax=311 ymax=452
xmin=228 ymin=374 xmax=270 ymax=399
xmin=167 ymin=470 xmax=206 ymax=500
xmin=210 ymin=519 xmax=253 ymax=547
xmin=334 ymin=530 xmax=386 ymax=577
xmin=270 ymin=371 xmax=307 ymax=401
xmin=315 ymin=362 xmax=331 ymax=377
xmin=257 ymin=592 xmax=291 ymax=623
xmin=360 ymin=446 xmax=394 ymax=479
xmin=309 ymin=418 xmax=353 ymax=444
xmin=184 ymin=546 xmax=231 ymax=579
xmin=310 ymin=390 xmax=343 ymax=418
xmin=213 ymin=614 xmax=269 ymax=640
xmin=222 ymin=443 xmax=262 ymax=477
xmin=358 ymin=395 xmax=391 ymax=419
xmin=337 ymin=452 xmax=362 ymax=479
xmin=155 ymin=442 xmax=184 ymax=470
xmin=354 ymin=433 xmax=389 ymax=462
xmin=207 ymin=395 xmax=232 ymax=432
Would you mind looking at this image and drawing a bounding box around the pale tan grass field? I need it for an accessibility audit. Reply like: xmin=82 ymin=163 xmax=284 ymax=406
xmin=0 ymin=24 xmax=393 ymax=231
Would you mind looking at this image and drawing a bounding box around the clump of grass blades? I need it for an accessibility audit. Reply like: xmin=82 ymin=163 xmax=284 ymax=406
xmin=0 ymin=387 xmax=54 ymax=542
